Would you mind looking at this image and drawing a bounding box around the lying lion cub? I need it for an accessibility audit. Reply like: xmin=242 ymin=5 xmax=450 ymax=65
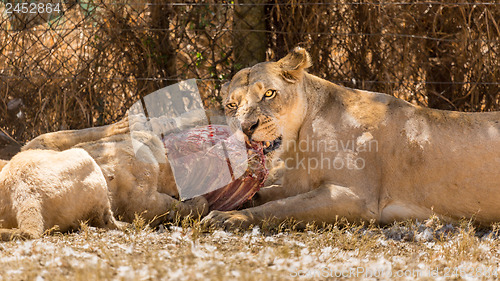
xmin=22 ymin=117 xmax=208 ymax=226
xmin=0 ymin=149 xmax=118 ymax=241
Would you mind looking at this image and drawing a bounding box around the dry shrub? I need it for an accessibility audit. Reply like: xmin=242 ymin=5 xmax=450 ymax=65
xmin=268 ymin=0 xmax=500 ymax=111
xmin=0 ymin=1 xmax=499 ymax=145
xmin=0 ymin=0 xmax=234 ymax=143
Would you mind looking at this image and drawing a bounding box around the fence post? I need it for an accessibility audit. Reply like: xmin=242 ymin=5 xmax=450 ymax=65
xmin=233 ymin=0 xmax=267 ymax=68
xmin=150 ymin=0 xmax=178 ymax=86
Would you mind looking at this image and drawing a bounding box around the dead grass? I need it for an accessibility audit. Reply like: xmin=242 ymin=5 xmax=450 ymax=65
xmin=1 ymin=217 xmax=500 ymax=280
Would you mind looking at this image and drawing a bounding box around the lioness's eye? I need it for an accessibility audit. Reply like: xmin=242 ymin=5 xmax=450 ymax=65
xmin=226 ymin=103 xmax=238 ymax=110
xmin=263 ymin=89 xmax=277 ymax=100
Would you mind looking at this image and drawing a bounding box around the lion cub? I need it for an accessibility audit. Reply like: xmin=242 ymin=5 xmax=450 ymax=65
xmin=0 ymin=148 xmax=119 ymax=241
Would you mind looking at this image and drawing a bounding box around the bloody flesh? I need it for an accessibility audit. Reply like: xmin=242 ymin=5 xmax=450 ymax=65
xmin=162 ymin=125 xmax=268 ymax=211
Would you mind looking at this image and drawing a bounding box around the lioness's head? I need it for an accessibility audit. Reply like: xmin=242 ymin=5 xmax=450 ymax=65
xmin=222 ymin=47 xmax=312 ymax=156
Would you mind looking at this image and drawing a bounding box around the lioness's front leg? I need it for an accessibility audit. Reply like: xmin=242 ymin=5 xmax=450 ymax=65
xmin=203 ymin=183 xmax=377 ymax=229
xmin=23 ymin=116 xmax=130 ymax=151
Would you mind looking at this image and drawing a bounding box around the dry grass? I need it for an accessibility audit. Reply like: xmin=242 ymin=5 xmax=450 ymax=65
xmin=1 ymin=216 xmax=500 ymax=280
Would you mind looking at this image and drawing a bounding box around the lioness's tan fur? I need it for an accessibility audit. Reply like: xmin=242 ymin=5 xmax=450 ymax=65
xmin=0 ymin=149 xmax=118 ymax=241
xmin=203 ymin=47 xmax=500 ymax=228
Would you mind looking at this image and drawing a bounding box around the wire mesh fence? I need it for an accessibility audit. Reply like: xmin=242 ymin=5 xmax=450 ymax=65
xmin=0 ymin=0 xmax=499 ymax=146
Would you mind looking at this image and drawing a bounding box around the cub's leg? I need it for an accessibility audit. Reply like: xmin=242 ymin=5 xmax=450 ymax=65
xmin=0 ymin=200 xmax=121 ymax=241
xmin=15 ymin=197 xmax=44 ymax=239
xmin=89 ymin=200 xmax=121 ymax=231
xmin=203 ymin=183 xmax=378 ymax=229
xmin=0 ymin=196 xmax=44 ymax=241
xmin=23 ymin=116 xmax=130 ymax=151
xmin=0 ymin=229 xmax=27 ymax=241
xmin=124 ymin=192 xmax=209 ymax=226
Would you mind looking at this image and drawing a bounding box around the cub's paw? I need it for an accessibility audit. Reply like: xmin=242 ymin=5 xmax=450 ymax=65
xmin=127 ymin=113 xmax=150 ymax=132
xmin=201 ymin=210 xmax=254 ymax=231
xmin=114 ymin=221 xmax=130 ymax=230
xmin=106 ymin=115 xmax=131 ymax=136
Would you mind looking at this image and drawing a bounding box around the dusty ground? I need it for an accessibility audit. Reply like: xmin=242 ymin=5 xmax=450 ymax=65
xmin=1 ymin=217 xmax=500 ymax=281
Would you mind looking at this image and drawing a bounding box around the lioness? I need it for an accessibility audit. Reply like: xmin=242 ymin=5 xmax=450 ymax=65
xmin=202 ymin=47 xmax=500 ymax=228
xmin=0 ymin=148 xmax=118 ymax=241
xmin=22 ymin=117 xmax=208 ymax=225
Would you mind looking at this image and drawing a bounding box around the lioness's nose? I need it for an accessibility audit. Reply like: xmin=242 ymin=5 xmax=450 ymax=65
xmin=241 ymin=119 xmax=259 ymax=138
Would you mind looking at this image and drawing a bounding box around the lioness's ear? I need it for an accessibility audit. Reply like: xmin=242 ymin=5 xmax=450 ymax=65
xmin=277 ymin=47 xmax=312 ymax=83
xmin=220 ymin=82 xmax=230 ymax=101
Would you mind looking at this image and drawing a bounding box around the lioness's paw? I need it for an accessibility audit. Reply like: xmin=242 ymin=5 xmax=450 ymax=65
xmin=201 ymin=210 xmax=253 ymax=230
xmin=182 ymin=196 xmax=209 ymax=217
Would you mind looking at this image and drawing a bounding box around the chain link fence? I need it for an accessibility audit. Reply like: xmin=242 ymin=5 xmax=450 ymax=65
xmin=1 ymin=1 xmax=499 ymax=152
